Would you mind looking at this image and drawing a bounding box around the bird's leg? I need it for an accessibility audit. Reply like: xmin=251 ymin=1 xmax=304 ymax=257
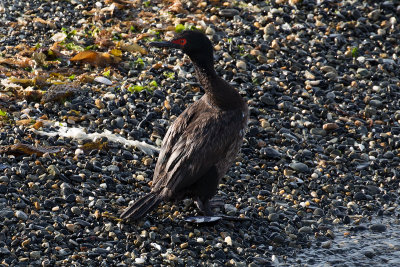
xmin=195 ymin=198 xmax=213 ymax=216
xmin=195 ymin=197 xmax=226 ymax=214
xmin=208 ymin=196 xmax=224 ymax=208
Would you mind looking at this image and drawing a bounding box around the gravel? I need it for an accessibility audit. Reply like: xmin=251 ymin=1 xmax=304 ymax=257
xmin=1 ymin=0 xmax=400 ymax=266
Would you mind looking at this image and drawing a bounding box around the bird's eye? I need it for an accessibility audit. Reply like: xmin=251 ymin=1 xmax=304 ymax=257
xmin=172 ymin=38 xmax=187 ymax=46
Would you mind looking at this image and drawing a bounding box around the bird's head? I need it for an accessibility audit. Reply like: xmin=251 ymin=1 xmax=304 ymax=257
xmin=149 ymin=30 xmax=214 ymax=66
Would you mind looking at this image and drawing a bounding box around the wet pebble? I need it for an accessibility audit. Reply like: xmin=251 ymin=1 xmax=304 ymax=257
xmin=219 ymin=9 xmax=240 ymax=18
xmin=260 ymin=147 xmax=281 ymax=159
xmin=15 ymin=210 xmax=28 ymax=220
xmin=0 ymin=209 xmax=14 ymax=219
xmin=369 ymin=224 xmax=387 ymax=232
xmin=289 ymin=162 xmax=309 ymax=173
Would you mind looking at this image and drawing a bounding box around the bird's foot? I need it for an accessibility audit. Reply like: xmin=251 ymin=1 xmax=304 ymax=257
xmin=193 ymin=198 xmax=250 ymax=222
xmin=184 ymin=214 xmax=251 ymax=224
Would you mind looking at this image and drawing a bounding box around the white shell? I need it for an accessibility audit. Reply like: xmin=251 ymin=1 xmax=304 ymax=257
xmin=94 ymin=77 xmax=112 ymax=85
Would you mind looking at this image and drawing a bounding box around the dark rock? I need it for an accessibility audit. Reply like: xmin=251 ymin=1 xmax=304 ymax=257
xmin=354 ymin=192 xmax=367 ymax=201
xmin=369 ymin=224 xmax=387 ymax=232
xmin=260 ymin=147 xmax=281 ymax=159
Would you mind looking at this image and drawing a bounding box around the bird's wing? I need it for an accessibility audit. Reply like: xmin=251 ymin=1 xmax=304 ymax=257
xmin=152 ymin=102 xmax=243 ymax=195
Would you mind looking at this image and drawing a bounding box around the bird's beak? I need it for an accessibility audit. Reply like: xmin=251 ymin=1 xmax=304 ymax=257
xmin=149 ymin=41 xmax=181 ymax=49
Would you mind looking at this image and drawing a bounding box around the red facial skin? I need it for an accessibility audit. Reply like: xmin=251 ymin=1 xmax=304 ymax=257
xmin=172 ymin=38 xmax=187 ymax=46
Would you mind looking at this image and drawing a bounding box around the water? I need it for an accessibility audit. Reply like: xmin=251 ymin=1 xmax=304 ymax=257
xmin=281 ymin=216 xmax=400 ymax=267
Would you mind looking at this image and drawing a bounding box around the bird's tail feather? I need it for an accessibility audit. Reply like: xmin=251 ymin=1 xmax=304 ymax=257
xmin=120 ymin=192 xmax=161 ymax=220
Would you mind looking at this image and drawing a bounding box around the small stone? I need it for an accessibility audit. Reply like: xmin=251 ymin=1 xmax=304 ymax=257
xmin=264 ymin=23 xmax=275 ymax=35
xmin=107 ymin=165 xmax=119 ymax=172
xmin=366 ymin=185 xmax=380 ymax=195
xmin=71 ymin=206 xmax=81 ymax=215
xmin=47 ymin=165 xmax=60 ymax=177
xmin=250 ymin=49 xmax=261 ymax=56
xmin=354 ymin=192 xmax=366 ymax=201
xmin=260 ymin=147 xmax=281 ymax=159
xmin=236 ymin=60 xmax=247 ymax=70
xmin=0 ymin=184 xmax=6 ymax=194
xmin=260 ymin=95 xmax=276 ymax=106
xmin=321 ymin=241 xmax=331 ymax=249
xmin=268 ymin=213 xmax=279 ymax=222
xmin=116 ymin=196 xmax=125 ymax=204
xmin=58 ymin=248 xmax=71 ymax=256
xmin=0 ymin=209 xmax=14 ymax=219
xmin=219 ymin=9 xmax=240 ymax=18
xmin=320 ymin=66 xmax=336 ymax=73
xmin=356 ymin=162 xmax=370 ymax=171
xmin=277 ymin=101 xmax=292 ymax=111
xmin=271 ymin=39 xmax=280 ymax=51
xmin=114 ymin=117 xmax=124 ymax=128
xmin=21 ymin=239 xmax=31 ymax=248
xmin=214 ymin=249 xmax=226 ymax=259
xmin=357 ymin=56 xmax=366 ymax=64
xmin=343 ymin=215 xmax=351 ymax=224
xmin=260 ymin=120 xmax=270 ymax=128
xmin=369 ymin=99 xmax=382 ymax=108
xmin=224 ymin=204 xmax=237 ymax=214
xmin=42 ymin=259 xmax=51 ymax=267
xmin=171 ymin=235 xmax=180 ymax=244
xmin=310 ymin=128 xmax=326 ymax=136
xmin=369 ymin=224 xmax=386 ymax=232
xmin=289 ymin=162 xmax=309 ymax=173
xmin=135 ymin=257 xmax=145 ymax=264
xmin=222 ymin=52 xmax=233 ymax=60
xmin=368 ymin=10 xmax=380 ymax=21
xmin=136 ymin=174 xmax=145 ymax=181
xmin=357 ymin=68 xmax=370 ymax=77
xmin=0 ymin=246 xmax=10 ymax=256
xmin=326 ymin=92 xmax=335 ymax=99
xmin=225 ymin=236 xmax=233 ymax=246
xmin=364 ymin=250 xmax=375 ymax=258
xmin=383 ymin=151 xmax=394 ymax=159
xmin=257 ymin=55 xmax=268 ymax=63
xmin=66 ymin=223 xmax=77 ymax=232
xmin=143 ymin=158 xmax=153 ymax=166
xmin=15 ymin=210 xmax=28 ymax=220
xmin=52 ymin=206 xmax=60 ymax=211
xmin=325 ymin=72 xmax=338 ymax=80
xmin=30 ymin=251 xmax=41 ymax=260
xmin=283 ymin=169 xmax=294 ymax=176
xmin=205 ymin=27 xmax=215 ymax=35
xmin=95 ymin=199 xmax=105 ymax=208
xmin=313 ymin=208 xmax=324 ymax=217
xmin=95 ymin=99 xmax=105 ymax=109
xmin=298 ymin=226 xmax=312 ymax=234
xmin=304 ymin=71 xmax=315 ymax=80
xmin=323 ymin=123 xmax=339 ymax=131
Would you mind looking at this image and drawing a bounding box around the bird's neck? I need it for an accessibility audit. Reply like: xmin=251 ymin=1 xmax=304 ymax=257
xmin=192 ymin=60 xmax=243 ymax=110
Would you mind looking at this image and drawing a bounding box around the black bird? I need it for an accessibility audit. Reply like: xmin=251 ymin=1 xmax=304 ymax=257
xmin=120 ymin=30 xmax=248 ymax=220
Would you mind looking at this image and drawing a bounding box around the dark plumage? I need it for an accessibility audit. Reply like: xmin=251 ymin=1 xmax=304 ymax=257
xmin=120 ymin=30 xmax=248 ymax=220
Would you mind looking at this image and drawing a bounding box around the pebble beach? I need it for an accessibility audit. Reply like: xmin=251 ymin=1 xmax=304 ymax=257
xmin=1 ymin=0 xmax=400 ymax=266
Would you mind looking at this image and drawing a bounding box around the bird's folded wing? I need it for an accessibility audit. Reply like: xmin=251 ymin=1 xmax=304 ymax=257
xmin=152 ymin=107 xmax=242 ymax=194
